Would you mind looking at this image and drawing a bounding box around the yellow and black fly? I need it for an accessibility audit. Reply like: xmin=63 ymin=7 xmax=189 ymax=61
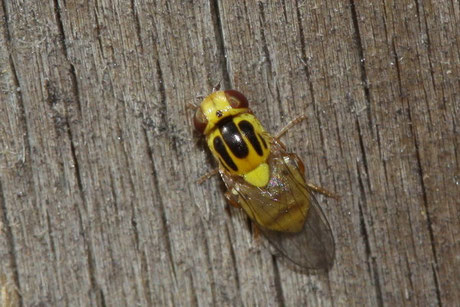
xmin=193 ymin=90 xmax=336 ymax=270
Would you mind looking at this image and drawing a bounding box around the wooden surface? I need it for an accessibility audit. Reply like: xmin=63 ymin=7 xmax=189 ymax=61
xmin=0 ymin=0 xmax=458 ymax=306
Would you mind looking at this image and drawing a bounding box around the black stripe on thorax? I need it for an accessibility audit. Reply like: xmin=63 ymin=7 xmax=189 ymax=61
xmin=238 ymin=120 xmax=263 ymax=156
xmin=218 ymin=117 xmax=249 ymax=158
xmin=218 ymin=158 xmax=231 ymax=172
xmin=213 ymin=136 xmax=238 ymax=171
xmin=258 ymin=133 xmax=268 ymax=149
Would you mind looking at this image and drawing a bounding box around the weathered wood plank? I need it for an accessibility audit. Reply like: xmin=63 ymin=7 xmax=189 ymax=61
xmin=353 ymin=1 xmax=459 ymax=304
xmin=0 ymin=0 xmax=458 ymax=306
xmin=0 ymin=0 xmax=94 ymax=305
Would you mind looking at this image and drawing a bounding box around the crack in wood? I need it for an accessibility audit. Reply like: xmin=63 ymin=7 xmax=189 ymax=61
xmin=188 ymin=270 xmax=200 ymax=307
xmin=142 ymin=128 xmax=178 ymax=283
xmin=356 ymin=161 xmax=383 ymax=307
xmin=0 ymin=181 xmax=23 ymax=306
xmin=129 ymin=0 xmax=144 ymax=52
xmin=129 ymin=199 xmax=153 ymax=306
xmin=432 ymin=263 xmax=443 ymax=307
xmin=349 ymin=0 xmax=374 ymax=134
xmin=0 ymin=0 xmax=11 ymax=42
xmin=406 ymin=104 xmax=441 ymax=303
xmin=294 ymin=0 xmax=330 ymax=191
xmin=271 ymin=255 xmax=285 ymax=307
xmin=225 ymin=224 xmax=242 ymax=304
xmin=356 ymin=120 xmax=371 ymax=190
xmin=201 ymin=227 xmax=217 ymax=306
xmin=372 ymin=257 xmax=384 ymax=307
xmin=209 ymin=0 xmax=231 ymax=89
xmin=257 ymin=2 xmax=275 ymax=83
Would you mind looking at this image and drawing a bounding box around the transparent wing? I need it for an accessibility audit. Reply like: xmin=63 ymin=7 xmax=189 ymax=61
xmin=220 ymin=148 xmax=335 ymax=270
xmin=261 ymin=192 xmax=335 ymax=270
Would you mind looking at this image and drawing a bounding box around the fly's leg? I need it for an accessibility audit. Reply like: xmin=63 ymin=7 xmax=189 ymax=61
xmin=192 ymin=81 xmax=221 ymax=108
xmin=252 ymin=223 xmax=261 ymax=241
xmin=275 ymin=115 xmax=307 ymax=139
xmin=196 ymin=168 xmax=219 ymax=184
xmin=212 ymin=80 xmax=222 ymax=92
xmin=274 ymin=115 xmax=341 ymax=200
xmin=224 ymin=190 xmax=240 ymax=208
xmin=287 ymin=152 xmax=340 ymax=200
xmin=275 ymin=116 xmax=341 ymax=200
xmin=199 ymin=170 xmax=244 ymax=208
xmin=289 ymin=153 xmax=305 ymax=175
xmin=186 ymin=101 xmax=199 ymax=110
xmin=306 ymin=182 xmax=340 ymax=200
xmin=272 ymin=115 xmax=307 ymax=150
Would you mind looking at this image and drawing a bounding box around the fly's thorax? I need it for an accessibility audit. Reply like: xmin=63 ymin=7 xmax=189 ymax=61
xmin=206 ymin=113 xmax=271 ymax=178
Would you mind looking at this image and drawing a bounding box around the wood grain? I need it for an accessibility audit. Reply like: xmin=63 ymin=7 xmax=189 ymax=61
xmin=0 ymin=0 xmax=458 ymax=306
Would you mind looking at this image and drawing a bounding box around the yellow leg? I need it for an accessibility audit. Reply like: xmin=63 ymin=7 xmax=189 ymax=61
xmin=224 ymin=190 xmax=240 ymax=208
xmin=185 ymin=101 xmax=199 ymax=125
xmin=275 ymin=115 xmax=307 ymax=139
xmin=196 ymin=168 xmax=219 ymax=184
xmin=212 ymin=80 xmax=222 ymax=92
xmin=306 ymin=182 xmax=340 ymax=200
xmin=274 ymin=116 xmax=339 ymax=201
xmin=186 ymin=100 xmax=200 ymax=111
xmin=252 ymin=222 xmax=261 ymax=240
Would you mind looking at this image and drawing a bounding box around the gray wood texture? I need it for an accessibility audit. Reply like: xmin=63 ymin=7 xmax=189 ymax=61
xmin=0 ymin=0 xmax=458 ymax=306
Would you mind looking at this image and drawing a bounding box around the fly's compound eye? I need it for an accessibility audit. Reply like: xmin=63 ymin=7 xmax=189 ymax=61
xmin=193 ymin=107 xmax=208 ymax=134
xmin=224 ymin=90 xmax=249 ymax=109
